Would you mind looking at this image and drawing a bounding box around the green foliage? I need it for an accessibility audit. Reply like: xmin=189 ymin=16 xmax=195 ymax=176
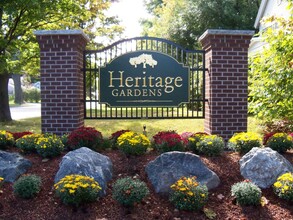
xmin=187 ymin=132 xmax=208 ymax=153
xmin=231 ymin=180 xmax=262 ymax=206
xmin=117 ymin=131 xmax=151 ymax=156
xmin=266 ymin=132 xmax=293 ymax=153
xmin=0 ymin=130 xmax=14 ymax=149
xmin=54 ymin=174 xmax=102 ymax=207
xmin=191 ymin=135 xmax=225 ymax=156
xmin=249 ymin=3 xmax=293 ymax=122
xmin=13 ymin=174 xmax=42 ymax=199
xmin=0 ymin=0 xmax=123 ymax=121
xmin=23 ymin=88 xmax=40 ymax=103
xmin=15 ymin=133 xmax=42 ymax=153
xmin=228 ymin=132 xmax=262 ymax=154
xmin=112 ymin=177 xmax=149 ymax=207
xmin=273 ymin=172 xmax=293 ymax=202
xmin=169 ymin=176 xmax=208 ymax=211
xmin=35 ymin=133 xmax=64 ymax=158
xmin=142 ymin=0 xmax=260 ymax=49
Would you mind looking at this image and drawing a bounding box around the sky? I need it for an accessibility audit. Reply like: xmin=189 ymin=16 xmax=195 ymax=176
xmin=107 ymin=0 xmax=150 ymax=38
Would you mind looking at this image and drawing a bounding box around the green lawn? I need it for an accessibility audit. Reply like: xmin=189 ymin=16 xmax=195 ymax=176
xmin=0 ymin=116 xmax=263 ymax=138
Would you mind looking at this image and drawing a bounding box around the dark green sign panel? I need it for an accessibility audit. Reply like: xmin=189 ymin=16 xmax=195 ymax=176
xmin=99 ymin=51 xmax=189 ymax=107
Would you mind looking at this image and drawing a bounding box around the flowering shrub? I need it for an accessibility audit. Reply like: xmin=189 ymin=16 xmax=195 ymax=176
xmin=60 ymin=134 xmax=69 ymax=149
xmin=266 ymin=132 xmax=293 ymax=153
xmin=191 ymin=134 xmax=224 ymax=156
xmin=153 ymin=131 xmax=185 ymax=153
xmin=169 ymin=176 xmax=208 ymax=211
xmin=11 ymin=131 xmax=33 ymax=140
xmin=0 ymin=176 xmax=4 ymax=188
xmin=54 ymin=174 xmax=102 ymax=207
xmin=0 ymin=130 xmax=14 ymax=149
xmin=228 ymin=132 xmax=262 ymax=154
xmin=117 ymin=131 xmax=150 ymax=156
xmin=109 ymin=129 xmax=130 ymax=148
xmin=15 ymin=134 xmax=42 ymax=153
xmin=67 ymin=126 xmax=103 ymax=151
xmin=263 ymin=132 xmax=276 ymax=145
xmin=112 ymin=177 xmax=149 ymax=207
xmin=231 ymin=180 xmax=262 ymax=206
xmin=187 ymin=132 xmax=209 ymax=154
xmin=35 ymin=133 xmax=64 ymax=158
xmin=180 ymin=132 xmax=194 ymax=145
xmin=13 ymin=175 xmax=42 ymax=199
xmin=273 ymin=172 xmax=293 ymax=202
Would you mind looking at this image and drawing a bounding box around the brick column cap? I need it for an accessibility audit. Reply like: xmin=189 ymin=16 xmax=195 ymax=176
xmin=199 ymin=29 xmax=255 ymax=42
xmin=34 ymin=29 xmax=90 ymax=42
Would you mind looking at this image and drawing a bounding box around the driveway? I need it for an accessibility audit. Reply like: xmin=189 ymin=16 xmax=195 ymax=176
xmin=10 ymin=103 xmax=41 ymax=120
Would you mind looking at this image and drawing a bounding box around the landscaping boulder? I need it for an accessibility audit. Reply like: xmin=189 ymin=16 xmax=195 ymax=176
xmin=240 ymin=147 xmax=293 ymax=188
xmin=0 ymin=150 xmax=32 ymax=182
xmin=145 ymin=151 xmax=220 ymax=195
xmin=54 ymin=147 xmax=113 ymax=196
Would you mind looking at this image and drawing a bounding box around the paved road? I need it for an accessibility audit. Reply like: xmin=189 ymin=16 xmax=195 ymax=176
xmin=10 ymin=103 xmax=41 ymax=120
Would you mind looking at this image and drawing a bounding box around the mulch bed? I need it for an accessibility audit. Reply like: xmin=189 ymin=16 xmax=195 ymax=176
xmin=0 ymin=147 xmax=293 ymax=220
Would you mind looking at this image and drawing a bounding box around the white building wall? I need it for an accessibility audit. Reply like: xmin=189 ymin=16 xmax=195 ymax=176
xmin=249 ymin=0 xmax=290 ymax=55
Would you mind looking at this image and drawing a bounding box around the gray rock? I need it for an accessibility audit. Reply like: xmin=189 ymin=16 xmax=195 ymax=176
xmin=0 ymin=150 xmax=32 ymax=182
xmin=54 ymin=147 xmax=113 ymax=196
xmin=240 ymin=147 xmax=293 ymax=188
xmin=145 ymin=151 xmax=220 ymax=195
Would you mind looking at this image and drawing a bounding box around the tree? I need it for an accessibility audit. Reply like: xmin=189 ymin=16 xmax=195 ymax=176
xmin=249 ymin=1 xmax=293 ymax=122
xmin=0 ymin=0 xmax=123 ymax=122
xmin=142 ymin=0 xmax=260 ymax=49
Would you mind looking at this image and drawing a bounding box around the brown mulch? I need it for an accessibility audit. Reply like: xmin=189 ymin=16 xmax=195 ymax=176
xmin=0 ymin=148 xmax=293 ymax=220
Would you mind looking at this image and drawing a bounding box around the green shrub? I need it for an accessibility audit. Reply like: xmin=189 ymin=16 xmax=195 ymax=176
xmin=0 ymin=130 xmax=14 ymax=150
xmin=54 ymin=174 xmax=101 ymax=207
xmin=187 ymin=132 xmax=209 ymax=154
xmin=67 ymin=126 xmax=104 ymax=151
xmin=112 ymin=177 xmax=149 ymax=206
xmin=13 ymin=175 xmax=42 ymax=199
xmin=266 ymin=132 xmax=293 ymax=153
xmin=273 ymin=172 xmax=293 ymax=202
xmin=117 ymin=131 xmax=151 ymax=156
xmin=231 ymin=180 xmax=262 ymax=206
xmin=35 ymin=133 xmax=64 ymax=158
xmin=194 ymin=135 xmax=225 ymax=156
xmin=23 ymin=88 xmax=40 ymax=103
xmin=152 ymin=131 xmax=185 ymax=153
xmin=169 ymin=176 xmax=208 ymax=211
xmin=228 ymin=132 xmax=262 ymax=154
xmin=15 ymin=134 xmax=42 ymax=153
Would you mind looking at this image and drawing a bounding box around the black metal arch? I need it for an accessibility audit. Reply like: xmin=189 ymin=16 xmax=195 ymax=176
xmin=83 ymin=36 xmax=206 ymax=119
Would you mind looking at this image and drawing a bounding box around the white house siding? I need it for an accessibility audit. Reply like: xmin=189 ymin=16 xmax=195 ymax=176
xmin=249 ymin=0 xmax=290 ymax=55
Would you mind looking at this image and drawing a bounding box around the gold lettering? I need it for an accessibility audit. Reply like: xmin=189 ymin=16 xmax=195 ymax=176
xmin=174 ymin=77 xmax=183 ymax=87
xmin=165 ymin=77 xmax=174 ymax=93
xmin=125 ymin=77 xmax=134 ymax=87
xmin=109 ymin=71 xmax=124 ymax=87
xmin=134 ymin=77 xmax=141 ymax=87
xmin=127 ymin=89 xmax=133 ymax=96
xmin=148 ymin=76 xmax=154 ymax=87
xmin=112 ymin=89 xmax=118 ymax=96
xmin=155 ymin=77 xmax=163 ymax=87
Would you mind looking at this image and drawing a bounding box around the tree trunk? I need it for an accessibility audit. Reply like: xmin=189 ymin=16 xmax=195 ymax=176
xmin=0 ymin=74 xmax=12 ymax=122
xmin=12 ymin=74 xmax=24 ymax=104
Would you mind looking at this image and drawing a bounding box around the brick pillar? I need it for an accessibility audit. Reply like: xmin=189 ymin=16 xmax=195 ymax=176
xmin=199 ymin=29 xmax=254 ymax=140
xmin=35 ymin=30 xmax=89 ymax=135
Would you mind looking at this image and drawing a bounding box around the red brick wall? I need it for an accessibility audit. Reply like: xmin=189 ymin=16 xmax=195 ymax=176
xmin=35 ymin=30 xmax=89 ymax=135
xmin=199 ymin=30 xmax=254 ymax=140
